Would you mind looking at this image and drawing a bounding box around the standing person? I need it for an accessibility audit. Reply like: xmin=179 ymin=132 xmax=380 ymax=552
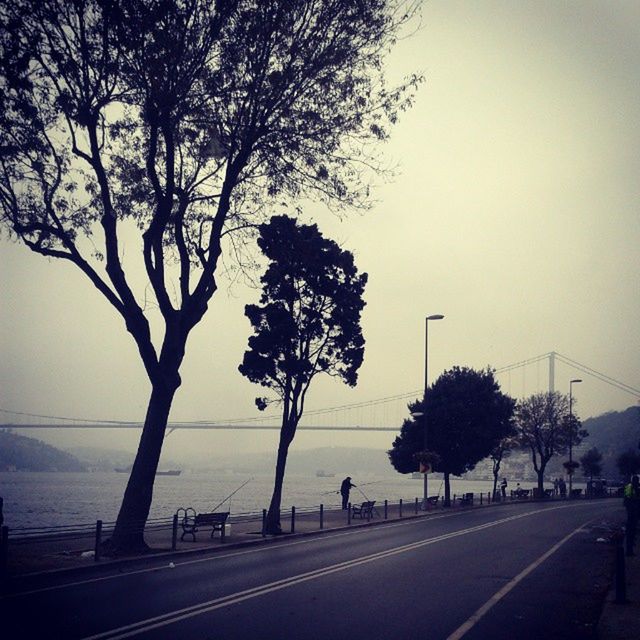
xmin=553 ymin=478 xmax=559 ymax=496
xmin=559 ymin=477 xmax=567 ymax=498
xmin=624 ymin=475 xmax=640 ymax=556
xmin=340 ymin=476 xmax=356 ymax=510
xmin=500 ymin=477 xmax=508 ymax=500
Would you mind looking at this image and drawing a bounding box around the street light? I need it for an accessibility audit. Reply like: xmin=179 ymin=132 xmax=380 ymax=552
xmin=568 ymin=378 xmax=582 ymax=498
xmin=421 ymin=314 xmax=444 ymax=509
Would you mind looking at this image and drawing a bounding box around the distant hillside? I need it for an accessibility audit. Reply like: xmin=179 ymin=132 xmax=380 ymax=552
xmin=578 ymin=406 xmax=640 ymax=478
xmin=0 ymin=430 xmax=86 ymax=472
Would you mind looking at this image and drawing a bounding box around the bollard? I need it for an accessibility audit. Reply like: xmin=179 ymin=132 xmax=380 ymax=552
xmin=384 ymin=499 xmax=388 ymax=520
xmin=262 ymin=509 xmax=267 ymax=537
xmin=415 ymin=497 xmax=419 ymax=514
xmin=172 ymin=513 xmax=178 ymax=551
xmin=615 ymin=535 xmax=627 ymax=604
xmin=94 ymin=520 xmax=102 ymax=562
xmin=399 ymin=499 xmax=403 ymax=518
xmin=480 ymin=493 xmax=483 ymax=505
xmin=348 ymin=503 xmax=352 ymax=525
xmin=320 ymin=504 xmax=324 ymax=530
xmin=1 ymin=526 xmax=8 ymax=580
xmin=291 ymin=506 xmax=296 ymax=534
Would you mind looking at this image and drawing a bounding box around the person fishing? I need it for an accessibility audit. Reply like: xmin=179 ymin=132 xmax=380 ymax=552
xmin=339 ymin=476 xmax=356 ymax=510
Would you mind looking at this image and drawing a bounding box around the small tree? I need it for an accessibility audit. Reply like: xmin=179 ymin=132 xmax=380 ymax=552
xmin=617 ymin=450 xmax=640 ymax=480
xmin=388 ymin=367 xmax=515 ymax=507
xmin=514 ymin=392 xmax=587 ymax=495
xmin=239 ymin=215 xmax=367 ymax=534
xmin=580 ymin=447 xmax=603 ymax=495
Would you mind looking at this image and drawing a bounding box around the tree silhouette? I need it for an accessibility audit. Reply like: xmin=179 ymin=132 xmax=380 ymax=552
xmin=617 ymin=450 xmax=640 ymax=480
xmin=388 ymin=367 xmax=515 ymax=507
xmin=239 ymin=215 xmax=367 ymax=534
xmin=515 ymin=392 xmax=587 ymax=495
xmin=0 ymin=0 xmax=418 ymax=551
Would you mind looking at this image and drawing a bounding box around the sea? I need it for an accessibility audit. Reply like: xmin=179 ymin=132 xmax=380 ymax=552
xmin=0 ymin=471 xmax=582 ymax=533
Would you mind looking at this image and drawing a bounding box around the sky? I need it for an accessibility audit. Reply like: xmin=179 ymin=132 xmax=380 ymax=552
xmin=1 ymin=1 xmax=639 ymax=462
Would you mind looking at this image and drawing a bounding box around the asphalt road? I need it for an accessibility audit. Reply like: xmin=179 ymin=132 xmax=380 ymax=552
xmin=1 ymin=500 xmax=623 ymax=640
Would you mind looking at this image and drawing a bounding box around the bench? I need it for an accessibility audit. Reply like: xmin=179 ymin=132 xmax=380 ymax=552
xmin=351 ymin=500 xmax=376 ymax=519
xmin=426 ymin=496 xmax=440 ymax=507
xmin=458 ymin=493 xmax=474 ymax=506
xmin=511 ymin=488 xmax=530 ymax=499
xmin=544 ymin=489 xmax=555 ymax=498
xmin=570 ymin=488 xmax=583 ymax=498
xmin=178 ymin=507 xmax=230 ymax=542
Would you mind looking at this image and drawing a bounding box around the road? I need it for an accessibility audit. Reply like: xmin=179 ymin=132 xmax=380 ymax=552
xmin=1 ymin=500 xmax=622 ymax=640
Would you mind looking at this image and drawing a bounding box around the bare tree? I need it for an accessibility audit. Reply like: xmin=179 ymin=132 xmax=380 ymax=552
xmin=0 ymin=0 xmax=419 ymax=551
xmin=514 ymin=392 xmax=586 ymax=496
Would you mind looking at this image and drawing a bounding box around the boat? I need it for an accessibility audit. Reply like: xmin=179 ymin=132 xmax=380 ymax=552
xmin=316 ymin=470 xmax=335 ymax=478
xmin=115 ymin=468 xmax=181 ymax=476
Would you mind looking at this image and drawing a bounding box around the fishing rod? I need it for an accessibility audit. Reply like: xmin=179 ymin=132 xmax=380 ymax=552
xmin=354 ymin=483 xmax=381 ymax=516
xmin=211 ymin=477 xmax=253 ymax=512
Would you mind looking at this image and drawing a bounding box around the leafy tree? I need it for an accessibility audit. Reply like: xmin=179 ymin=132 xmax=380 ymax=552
xmin=239 ymin=215 xmax=367 ymax=534
xmin=514 ymin=392 xmax=587 ymax=495
xmin=0 ymin=0 xmax=418 ymax=551
xmin=617 ymin=450 xmax=640 ymax=480
xmin=579 ymin=447 xmax=603 ymax=493
xmin=388 ymin=367 xmax=515 ymax=507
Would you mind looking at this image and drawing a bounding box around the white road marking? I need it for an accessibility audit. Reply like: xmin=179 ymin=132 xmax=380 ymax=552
xmin=80 ymin=505 xmax=597 ymax=640
xmin=445 ymin=519 xmax=592 ymax=640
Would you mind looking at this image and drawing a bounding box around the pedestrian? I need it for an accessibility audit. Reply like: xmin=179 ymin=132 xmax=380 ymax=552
xmin=339 ymin=476 xmax=356 ymax=510
xmin=553 ymin=478 xmax=559 ymax=496
xmin=500 ymin=477 xmax=507 ymax=500
xmin=624 ymin=475 xmax=640 ymax=556
xmin=558 ymin=477 xmax=567 ymax=498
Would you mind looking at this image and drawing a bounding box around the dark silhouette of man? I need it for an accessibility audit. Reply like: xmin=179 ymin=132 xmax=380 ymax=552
xmin=624 ymin=474 xmax=640 ymax=556
xmin=500 ymin=477 xmax=507 ymax=500
xmin=340 ymin=476 xmax=356 ymax=510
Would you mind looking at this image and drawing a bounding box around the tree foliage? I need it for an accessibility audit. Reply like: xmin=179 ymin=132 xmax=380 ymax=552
xmin=388 ymin=366 xmax=515 ymax=505
xmin=0 ymin=0 xmax=419 ymax=550
xmin=239 ymin=214 xmax=367 ymax=533
xmin=579 ymin=447 xmax=603 ymax=480
xmin=514 ymin=392 xmax=587 ymax=493
xmin=617 ymin=450 xmax=640 ymax=480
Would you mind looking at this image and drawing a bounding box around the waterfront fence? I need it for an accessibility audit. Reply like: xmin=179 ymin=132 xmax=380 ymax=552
xmin=0 ymin=489 xmax=618 ymax=580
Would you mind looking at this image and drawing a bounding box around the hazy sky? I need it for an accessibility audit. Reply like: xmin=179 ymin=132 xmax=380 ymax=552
xmin=1 ymin=1 xmax=639 ymax=460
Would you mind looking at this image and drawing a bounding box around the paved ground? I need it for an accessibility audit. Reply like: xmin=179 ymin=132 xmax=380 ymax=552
xmin=2 ymin=497 xmax=638 ymax=639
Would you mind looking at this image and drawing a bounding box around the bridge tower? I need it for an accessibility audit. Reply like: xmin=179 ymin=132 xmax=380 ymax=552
xmin=548 ymin=351 xmax=556 ymax=393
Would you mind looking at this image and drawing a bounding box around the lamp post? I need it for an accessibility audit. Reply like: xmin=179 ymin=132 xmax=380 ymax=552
xmin=420 ymin=314 xmax=444 ymax=509
xmin=568 ymin=378 xmax=582 ymax=497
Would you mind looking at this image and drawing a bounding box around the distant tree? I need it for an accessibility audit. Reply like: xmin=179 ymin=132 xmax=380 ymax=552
xmin=617 ymin=450 xmax=640 ymax=480
xmin=580 ymin=447 xmax=603 ymax=494
xmin=239 ymin=215 xmax=367 ymax=534
xmin=388 ymin=367 xmax=515 ymax=507
xmin=514 ymin=392 xmax=587 ymax=495
xmin=0 ymin=0 xmax=419 ymax=551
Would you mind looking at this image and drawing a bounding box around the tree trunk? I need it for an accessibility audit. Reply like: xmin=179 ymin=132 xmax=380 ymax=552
xmin=536 ymin=466 xmax=546 ymax=496
xmin=492 ymin=466 xmax=500 ymax=500
xmin=108 ymin=381 xmax=178 ymax=553
xmin=443 ymin=472 xmax=451 ymax=507
xmin=265 ymin=435 xmax=292 ymax=535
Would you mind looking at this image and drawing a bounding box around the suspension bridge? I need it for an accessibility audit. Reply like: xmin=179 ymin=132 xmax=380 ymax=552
xmin=1 ymin=352 xmax=638 ymax=433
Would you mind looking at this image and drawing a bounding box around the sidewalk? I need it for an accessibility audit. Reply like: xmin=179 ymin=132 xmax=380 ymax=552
xmin=599 ymin=550 xmax=640 ymax=640
xmin=2 ymin=498 xmax=425 ymax=577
